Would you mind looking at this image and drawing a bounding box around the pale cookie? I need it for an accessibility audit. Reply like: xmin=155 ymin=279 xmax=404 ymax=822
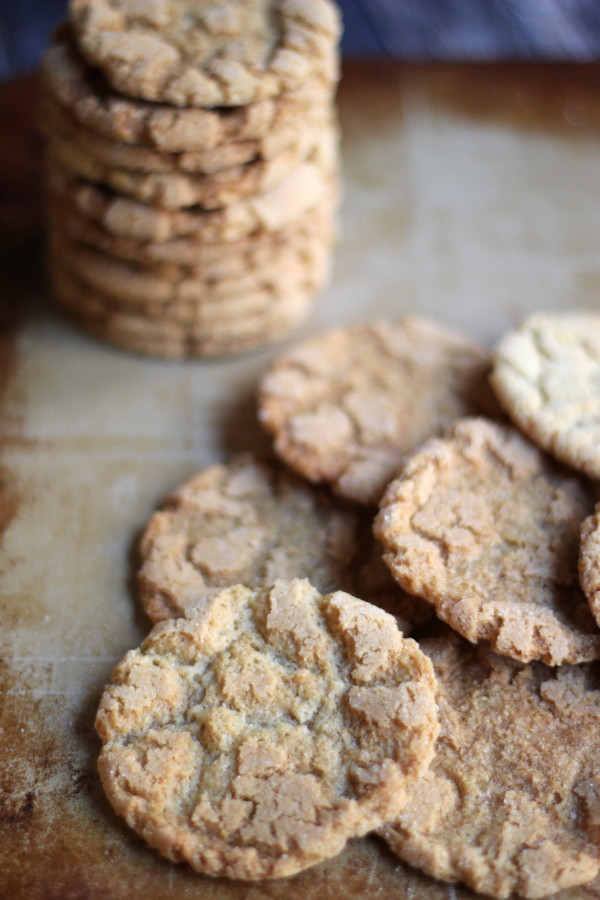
xmin=62 ymin=318 xmax=296 ymax=359
xmin=69 ymin=0 xmax=341 ymax=108
xmin=52 ymin=273 xmax=319 ymax=359
xmin=43 ymin=93 xmax=333 ymax=175
xmin=258 ymin=318 xmax=497 ymax=505
xmin=380 ymin=630 xmax=600 ymax=899
xmin=51 ymin=226 xmax=332 ymax=309
xmin=50 ymin=263 xmax=321 ymax=327
xmin=55 ymin=310 xmax=307 ymax=359
xmin=579 ymin=503 xmax=600 ymax=629
xmin=137 ymin=454 xmax=433 ymax=633
xmin=47 ymin=193 xmax=336 ymax=269
xmin=375 ymin=417 xmax=600 ymax=665
xmin=49 ymin=235 xmax=330 ymax=317
xmin=95 ymin=579 xmax=439 ymax=879
xmin=42 ymin=32 xmax=335 ymax=152
xmin=47 ymin=123 xmax=336 ymax=210
xmin=491 ymin=312 xmax=600 ymax=480
xmin=46 ymin=156 xmax=338 ymax=242
xmin=51 ymin=263 xmax=321 ymax=339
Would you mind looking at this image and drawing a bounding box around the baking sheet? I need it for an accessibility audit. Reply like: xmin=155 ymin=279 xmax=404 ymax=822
xmin=1 ymin=62 xmax=600 ymax=899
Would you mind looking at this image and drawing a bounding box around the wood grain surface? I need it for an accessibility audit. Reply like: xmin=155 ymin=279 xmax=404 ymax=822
xmin=1 ymin=62 xmax=600 ymax=899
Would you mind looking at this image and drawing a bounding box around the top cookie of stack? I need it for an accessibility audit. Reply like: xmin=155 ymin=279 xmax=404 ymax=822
xmin=42 ymin=0 xmax=341 ymax=359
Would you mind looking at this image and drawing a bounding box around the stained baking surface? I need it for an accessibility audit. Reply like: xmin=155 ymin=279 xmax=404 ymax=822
xmin=2 ymin=63 xmax=600 ymax=898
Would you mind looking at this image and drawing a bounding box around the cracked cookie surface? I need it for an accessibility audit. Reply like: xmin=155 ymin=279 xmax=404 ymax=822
xmin=374 ymin=417 xmax=600 ymax=665
xmin=69 ymin=0 xmax=341 ymax=108
xmin=47 ymin=156 xmax=336 ymax=242
xmin=491 ymin=312 xmax=600 ymax=479
xmin=380 ymin=630 xmax=600 ymax=899
xmin=137 ymin=454 xmax=432 ymax=633
xmin=48 ymin=192 xmax=334 ymax=268
xmin=51 ymin=226 xmax=331 ymax=312
xmin=50 ymin=264 xmax=319 ymax=358
xmin=95 ymin=579 xmax=439 ymax=879
xmin=43 ymin=31 xmax=333 ymax=151
xmin=48 ymin=124 xmax=335 ymax=210
xmin=258 ymin=318 xmax=496 ymax=505
xmin=579 ymin=503 xmax=600 ymax=629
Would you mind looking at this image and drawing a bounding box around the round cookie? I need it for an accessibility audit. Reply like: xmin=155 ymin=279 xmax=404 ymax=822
xmin=55 ymin=311 xmax=307 ymax=359
xmin=258 ymin=318 xmax=498 ymax=505
xmin=52 ymin=270 xmax=319 ymax=359
xmin=51 ymin=264 xmax=318 ymax=326
xmin=48 ymin=124 xmax=335 ymax=210
xmin=52 ymin=234 xmax=331 ymax=311
xmin=47 ymin=192 xmax=336 ymax=269
xmin=374 ymin=417 xmax=600 ymax=665
xmin=49 ymin=239 xmax=330 ymax=317
xmin=42 ymin=32 xmax=334 ymax=152
xmin=61 ymin=317 xmax=294 ymax=359
xmin=43 ymin=93 xmax=333 ymax=175
xmin=95 ymin=578 xmax=439 ymax=879
xmin=379 ymin=630 xmax=600 ymax=899
xmin=137 ymin=454 xmax=433 ymax=633
xmin=51 ymin=263 xmax=320 ymax=344
xmin=46 ymin=156 xmax=337 ymax=242
xmin=579 ymin=503 xmax=600 ymax=628
xmin=491 ymin=312 xmax=600 ymax=479
xmin=69 ymin=0 xmax=341 ymax=108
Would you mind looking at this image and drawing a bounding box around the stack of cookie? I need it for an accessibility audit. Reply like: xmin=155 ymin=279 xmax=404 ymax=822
xmin=41 ymin=0 xmax=341 ymax=358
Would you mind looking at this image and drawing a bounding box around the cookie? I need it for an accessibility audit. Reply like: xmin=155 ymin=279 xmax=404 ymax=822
xmin=47 ymin=122 xmax=336 ymax=210
xmin=95 ymin=579 xmax=439 ymax=879
xmin=47 ymin=192 xmax=336 ymax=269
xmin=579 ymin=504 xmax=600 ymax=629
xmin=51 ymin=260 xmax=321 ymax=332
xmin=61 ymin=318 xmax=292 ymax=358
xmin=47 ymin=156 xmax=338 ymax=242
xmin=55 ymin=310 xmax=308 ymax=359
xmin=69 ymin=0 xmax=341 ymax=108
xmin=43 ymin=93 xmax=332 ymax=175
xmin=379 ymin=630 xmax=600 ymax=898
xmin=137 ymin=454 xmax=433 ymax=633
xmin=49 ymin=234 xmax=330 ymax=316
xmin=42 ymin=31 xmax=335 ymax=152
xmin=258 ymin=318 xmax=497 ymax=505
xmin=51 ymin=268 xmax=320 ymax=358
xmin=491 ymin=312 xmax=600 ymax=479
xmin=51 ymin=224 xmax=332 ymax=308
xmin=374 ymin=417 xmax=600 ymax=665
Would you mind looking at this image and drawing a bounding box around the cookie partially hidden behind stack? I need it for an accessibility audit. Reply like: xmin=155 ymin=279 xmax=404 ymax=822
xmin=42 ymin=0 xmax=341 ymax=358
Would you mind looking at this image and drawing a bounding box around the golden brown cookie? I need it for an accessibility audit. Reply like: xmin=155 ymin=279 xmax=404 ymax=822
xmin=50 ymin=220 xmax=332 ymax=309
xmin=95 ymin=579 xmax=439 ymax=879
xmin=51 ymin=262 xmax=321 ymax=326
xmin=59 ymin=316 xmax=294 ymax=359
xmin=69 ymin=0 xmax=341 ymax=108
xmin=374 ymin=417 xmax=600 ymax=665
xmin=258 ymin=318 xmax=497 ymax=505
xmin=42 ymin=92 xmax=331 ymax=176
xmin=137 ymin=454 xmax=432 ymax=633
xmin=47 ymin=123 xmax=336 ymax=210
xmin=50 ymin=264 xmax=322 ymax=358
xmin=491 ymin=312 xmax=600 ymax=480
xmin=47 ymin=191 xmax=336 ymax=269
xmin=579 ymin=503 xmax=600 ymax=629
xmin=46 ymin=155 xmax=337 ymax=242
xmin=379 ymin=630 xmax=600 ymax=898
xmin=42 ymin=31 xmax=334 ymax=152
